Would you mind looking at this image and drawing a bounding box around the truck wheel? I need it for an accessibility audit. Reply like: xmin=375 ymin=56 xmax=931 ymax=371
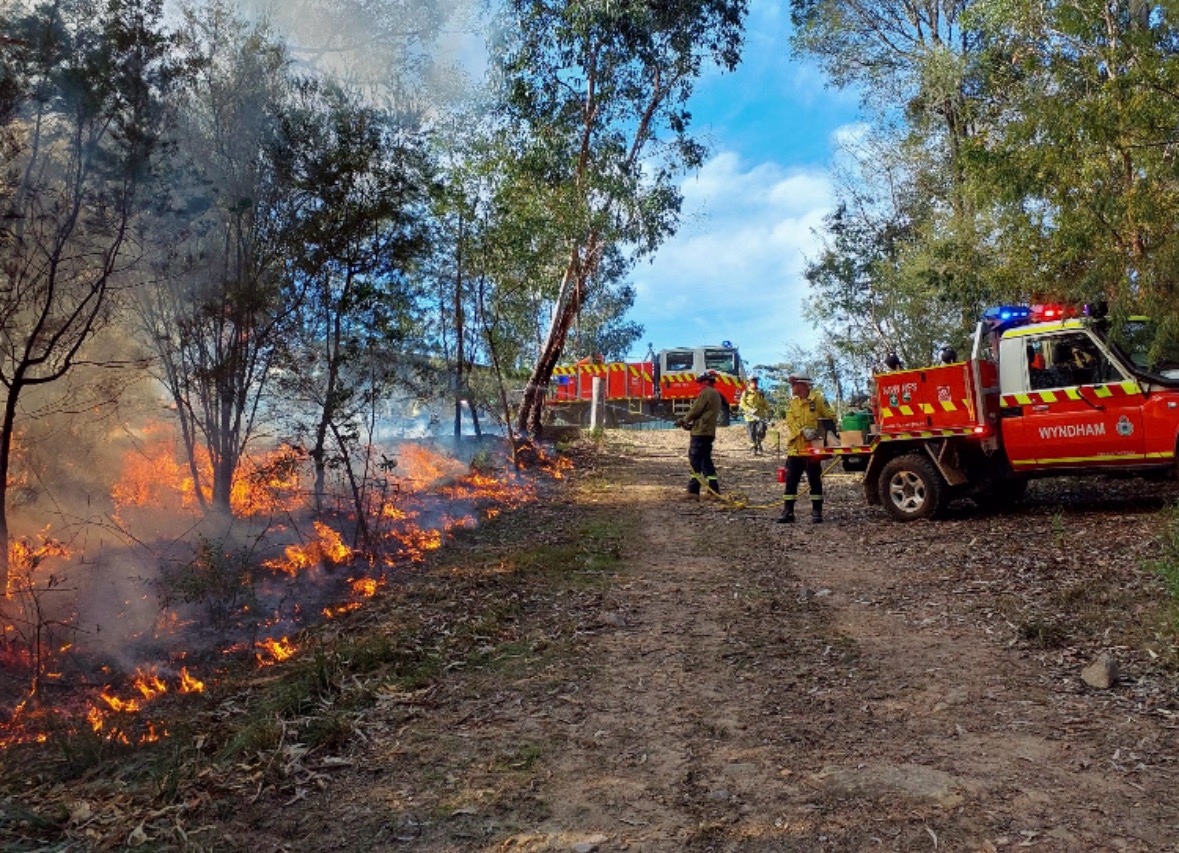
xmin=878 ymin=454 xmax=945 ymax=521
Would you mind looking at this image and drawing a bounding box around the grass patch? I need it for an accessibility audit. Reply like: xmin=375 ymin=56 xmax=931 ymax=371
xmin=1148 ymin=505 xmax=1179 ymax=634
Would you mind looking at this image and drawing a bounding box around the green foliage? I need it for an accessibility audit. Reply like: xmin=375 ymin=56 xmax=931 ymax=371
xmin=1149 ymin=505 xmax=1179 ymax=632
xmin=159 ymin=537 xmax=260 ymax=632
xmin=792 ymin=0 xmax=1179 ymax=376
xmin=490 ymin=0 xmax=749 ymax=435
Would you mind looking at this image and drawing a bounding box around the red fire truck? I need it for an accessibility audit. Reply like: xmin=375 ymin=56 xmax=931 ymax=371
xmin=547 ymin=343 xmax=746 ymax=426
xmin=820 ymin=305 xmax=1179 ymax=520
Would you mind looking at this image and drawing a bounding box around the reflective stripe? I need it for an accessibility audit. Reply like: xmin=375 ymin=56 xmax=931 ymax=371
xmin=919 ymin=400 xmax=965 ymax=414
xmin=1010 ymin=451 xmax=1161 ymax=467
xmin=1001 ymin=381 xmax=1142 ymax=408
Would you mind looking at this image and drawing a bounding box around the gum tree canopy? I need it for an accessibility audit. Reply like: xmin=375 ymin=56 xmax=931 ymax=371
xmin=496 ymin=0 xmax=748 ymax=439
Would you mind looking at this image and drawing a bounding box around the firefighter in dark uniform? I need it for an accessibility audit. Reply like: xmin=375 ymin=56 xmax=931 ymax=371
xmin=675 ymin=371 xmax=724 ymax=500
xmin=777 ymin=374 xmax=834 ymax=523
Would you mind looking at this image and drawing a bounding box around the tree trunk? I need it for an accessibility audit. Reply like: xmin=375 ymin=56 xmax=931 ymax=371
xmin=516 ymin=242 xmax=595 ymax=438
xmin=453 ymin=214 xmax=467 ymax=438
xmin=0 ymin=381 xmax=19 ymax=595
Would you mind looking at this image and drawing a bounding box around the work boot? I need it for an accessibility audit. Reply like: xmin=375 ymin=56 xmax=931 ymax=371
xmin=776 ymin=509 xmax=795 ymax=524
xmin=811 ymin=501 xmax=823 ymax=524
xmin=683 ymin=490 xmax=700 ymax=502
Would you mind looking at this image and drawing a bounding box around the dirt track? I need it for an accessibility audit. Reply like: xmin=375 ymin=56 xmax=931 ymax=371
xmin=12 ymin=425 xmax=1179 ymax=851
xmin=203 ymin=424 xmax=1178 ymax=852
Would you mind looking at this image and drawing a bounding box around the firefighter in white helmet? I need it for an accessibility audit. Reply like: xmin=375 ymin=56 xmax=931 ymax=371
xmin=777 ymin=374 xmax=834 ymax=523
xmin=739 ymin=376 xmax=771 ymax=454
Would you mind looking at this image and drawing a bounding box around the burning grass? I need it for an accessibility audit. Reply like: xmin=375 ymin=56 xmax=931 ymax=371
xmin=0 ymin=447 xmax=634 ymax=851
xmin=0 ymin=432 xmax=570 ymax=751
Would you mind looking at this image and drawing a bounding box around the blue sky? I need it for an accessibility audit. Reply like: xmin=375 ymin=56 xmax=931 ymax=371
xmin=626 ymin=1 xmax=863 ymax=372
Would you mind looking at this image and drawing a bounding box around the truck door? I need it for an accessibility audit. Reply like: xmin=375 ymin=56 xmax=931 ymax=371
xmin=998 ymin=330 xmax=1144 ymax=470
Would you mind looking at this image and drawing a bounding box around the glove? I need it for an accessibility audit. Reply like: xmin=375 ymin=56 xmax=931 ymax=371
xmin=802 ymin=428 xmax=818 ymax=441
xmin=674 ymin=418 xmax=686 ymax=429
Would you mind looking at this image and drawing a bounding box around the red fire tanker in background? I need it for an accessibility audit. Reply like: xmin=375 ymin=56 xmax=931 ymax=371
xmin=546 ymin=343 xmax=747 ymax=426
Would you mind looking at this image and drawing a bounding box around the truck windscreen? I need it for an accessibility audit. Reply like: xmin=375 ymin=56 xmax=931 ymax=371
xmin=704 ymin=349 xmax=739 ymax=374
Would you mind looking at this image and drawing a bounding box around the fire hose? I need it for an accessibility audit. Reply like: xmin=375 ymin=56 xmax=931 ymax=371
xmin=693 ymin=455 xmax=843 ymax=511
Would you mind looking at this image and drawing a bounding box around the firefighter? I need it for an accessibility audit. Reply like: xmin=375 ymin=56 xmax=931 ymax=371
xmin=739 ymin=376 xmax=771 ymax=454
xmin=674 ymin=371 xmax=724 ymax=500
xmin=777 ymin=374 xmax=835 ymax=523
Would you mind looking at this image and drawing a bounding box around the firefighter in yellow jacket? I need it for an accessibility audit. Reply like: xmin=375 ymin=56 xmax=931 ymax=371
xmin=739 ymin=376 xmax=771 ymax=454
xmin=777 ymin=375 xmax=834 ymax=523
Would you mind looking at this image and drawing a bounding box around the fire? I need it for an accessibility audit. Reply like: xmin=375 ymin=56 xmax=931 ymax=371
xmin=390 ymin=526 xmax=444 ymax=560
xmin=398 ymin=444 xmax=468 ymax=485
xmin=1 ymin=429 xmax=569 ymax=751
xmin=351 ymin=577 xmax=380 ymax=598
xmin=8 ymin=531 xmax=70 ymax=569
xmin=178 ymin=667 xmax=204 ymax=694
xmin=256 ymin=636 xmax=297 ymax=665
xmin=264 ymin=521 xmax=353 ymax=575
xmin=132 ymin=669 xmax=168 ymax=700
xmin=112 ymin=427 xmax=306 ymax=517
xmin=5 ymin=529 xmax=70 ymax=594
xmin=100 ymin=691 xmax=142 ymax=714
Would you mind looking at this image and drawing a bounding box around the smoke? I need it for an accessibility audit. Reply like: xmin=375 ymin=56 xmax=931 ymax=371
xmin=229 ymin=0 xmax=487 ymax=110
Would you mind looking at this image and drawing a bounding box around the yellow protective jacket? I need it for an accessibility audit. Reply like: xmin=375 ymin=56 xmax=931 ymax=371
xmin=682 ymin=386 xmax=724 ymax=437
xmin=783 ymin=389 xmax=834 ymax=456
xmin=739 ymin=388 xmax=770 ymax=420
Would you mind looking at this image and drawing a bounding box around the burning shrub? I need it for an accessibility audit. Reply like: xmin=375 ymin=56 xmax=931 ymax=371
xmin=157 ymin=536 xmax=261 ymax=635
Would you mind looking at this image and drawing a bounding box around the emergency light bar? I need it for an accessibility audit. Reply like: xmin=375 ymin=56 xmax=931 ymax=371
xmin=983 ymin=303 xmax=1083 ymax=332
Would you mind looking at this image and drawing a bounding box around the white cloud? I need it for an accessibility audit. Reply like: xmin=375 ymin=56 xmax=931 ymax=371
xmin=629 ymin=150 xmax=836 ymax=369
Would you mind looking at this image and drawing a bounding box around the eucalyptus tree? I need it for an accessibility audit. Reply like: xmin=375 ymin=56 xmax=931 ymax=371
xmin=791 ymin=0 xmax=1011 ymax=353
xmin=0 ymin=0 xmax=170 ymax=591
xmin=493 ymin=0 xmax=748 ymax=438
xmin=964 ymin=0 xmax=1179 ymax=346
xmin=273 ymin=80 xmax=434 ymax=531
xmin=802 ymin=130 xmax=981 ymax=375
xmin=133 ymin=1 xmax=301 ymax=513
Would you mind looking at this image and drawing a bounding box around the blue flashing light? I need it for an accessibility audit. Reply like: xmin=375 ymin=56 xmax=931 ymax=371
xmin=983 ymin=305 xmax=1031 ymax=327
xmin=984 ymin=302 xmax=1081 ymax=331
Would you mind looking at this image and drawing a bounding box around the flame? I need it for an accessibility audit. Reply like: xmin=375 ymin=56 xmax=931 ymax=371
xmin=178 ymin=667 xmax=204 ymax=694
xmin=351 ymin=577 xmax=380 ymax=598
xmin=398 ymin=444 xmax=467 ymax=485
xmin=1 ymin=434 xmax=568 ymax=750
xmin=132 ymin=668 xmax=168 ymax=700
xmin=256 ymin=636 xmax=297 ymax=665
xmin=112 ymin=427 xmax=306 ymax=517
xmin=264 ymin=521 xmax=353 ymax=575
xmin=100 ymin=691 xmax=142 ymax=713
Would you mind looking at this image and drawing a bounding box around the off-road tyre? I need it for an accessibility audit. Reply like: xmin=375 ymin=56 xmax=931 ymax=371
xmin=878 ymin=453 xmax=946 ymax=521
